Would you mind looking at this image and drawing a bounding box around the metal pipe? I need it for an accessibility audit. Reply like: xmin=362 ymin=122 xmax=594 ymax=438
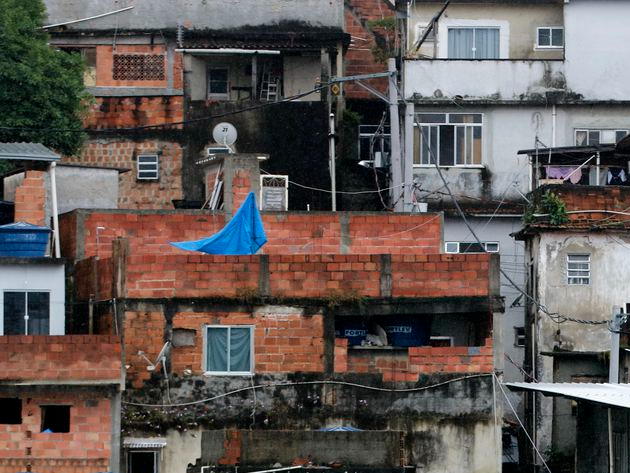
xmin=175 ymin=48 xmax=280 ymax=55
xmin=329 ymin=113 xmax=336 ymax=211
xmin=551 ymin=105 xmax=557 ymax=148
xmin=43 ymin=6 xmax=134 ymax=29
xmin=49 ymin=162 xmax=61 ymax=258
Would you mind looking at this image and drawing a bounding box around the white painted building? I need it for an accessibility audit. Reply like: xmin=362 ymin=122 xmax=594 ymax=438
xmin=0 ymin=260 xmax=65 ymax=335
xmin=399 ymin=0 xmax=630 ymax=422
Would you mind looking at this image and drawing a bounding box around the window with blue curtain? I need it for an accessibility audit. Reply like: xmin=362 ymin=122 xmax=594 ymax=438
xmin=448 ymin=28 xmax=500 ymax=59
xmin=205 ymin=326 xmax=253 ymax=373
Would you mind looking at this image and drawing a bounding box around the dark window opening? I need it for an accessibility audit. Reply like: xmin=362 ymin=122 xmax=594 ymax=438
xmin=128 ymin=451 xmax=158 ymax=473
xmin=0 ymin=398 xmax=22 ymax=424
xmin=41 ymin=405 xmax=70 ymax=433
xmin=3 ymin=291 xmax=50 ymax=335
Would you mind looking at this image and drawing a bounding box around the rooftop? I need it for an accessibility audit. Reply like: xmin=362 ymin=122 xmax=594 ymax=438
xmin=0 ymin=142 xmax=59 ymax=162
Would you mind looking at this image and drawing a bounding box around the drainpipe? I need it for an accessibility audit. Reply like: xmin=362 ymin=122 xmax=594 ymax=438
xmin=49 ymin=162 xmax=61 ymax=258
xmin=551 ymin=105 xmax=557 ymax=148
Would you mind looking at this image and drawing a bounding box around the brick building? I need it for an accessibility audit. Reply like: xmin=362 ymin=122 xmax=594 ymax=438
xmin=42 ymin=0 xmax=348 ymax=211
xmin=55 ymin=154 xmax=505 ymax=473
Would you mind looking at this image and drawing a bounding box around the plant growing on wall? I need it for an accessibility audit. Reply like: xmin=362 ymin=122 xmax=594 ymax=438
xmin=0 ymin=0 xmax=89 ymax=156
xmin=525 ymin=190 xmax=568 ymax=225
xmin=367 ymin=17 xmax=397 ymax=64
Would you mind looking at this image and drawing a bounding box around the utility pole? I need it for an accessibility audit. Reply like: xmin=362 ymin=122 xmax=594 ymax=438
xmin=388 ymin=58 xmax=403 ymax=211
xmin=329 ymin=113 xmax=337 ymax=211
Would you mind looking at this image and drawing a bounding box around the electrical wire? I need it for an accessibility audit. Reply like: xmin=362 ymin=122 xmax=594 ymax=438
xmin=416 ymin=120 xmax=610 ymax=327
xmin=495 ymin=374 xmax=552 ymax=473
xmin=122 ymin=375 xmax=491 ymax=408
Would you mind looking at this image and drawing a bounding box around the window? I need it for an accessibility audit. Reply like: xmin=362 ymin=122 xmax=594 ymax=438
xmin=414 ymin=113 xmax=482 ymax=166
xmin=137 ymin=155 xmax=159 ymax=181
xmin=567 ymin=254 xmax=590 ymax=285
xmin=430 ymin=336 xmax=454 ymax=347
xmin=0 ymin=398 xmax=22 ymax=424
xmin=207 ymin=68 xmax=229 ymax=100
xmin=575 ymin=129 xmax=629 ymax=146
xmin=3 ymin=291 xmax=50 ymax=335
xmin=444 ymin=241 xmax=499 ymax=254
xmin=448 ymin=27 xmax=499 ymax=59
xmin=59 ymin=47 xmax=96 ymax=86
xmin=128 ymin=451 xmax=159 ymax=473
xmin=358 ymin=125 xmax=391 ymax=162
xmin=514 ymin=327 xmax=526 ymax=347
xmin=40 ymin=405 xmax=70 ymax=433
xmin=113 ymin=54 xmax=165 ymax=81
xmin=205 ymin=326 xmax=253 ymax=374
xmin=536 ymin=27 xmax=564 ymax=48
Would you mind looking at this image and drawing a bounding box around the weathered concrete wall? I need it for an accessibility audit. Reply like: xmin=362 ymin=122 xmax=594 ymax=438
xmin=564 ymin=1 xmax=630 ymax=101
xmin=55 ymin=166 xmax=119 ymax=214
xmin=575 ymin=402 xmax=610 ymax=473
xmin=200 ymin=430 xmax=402 ymax=467
xmin=43 ymin=0 xmax=345 ymax=30
xmin=408 ymin=3 xmax=563 ymax=60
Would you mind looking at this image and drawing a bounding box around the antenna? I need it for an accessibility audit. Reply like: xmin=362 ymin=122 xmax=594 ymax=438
xmin=137 ymin=341 xmax=171 ymax=372
xmin=212 ymin=122 xmax=238 ymax=153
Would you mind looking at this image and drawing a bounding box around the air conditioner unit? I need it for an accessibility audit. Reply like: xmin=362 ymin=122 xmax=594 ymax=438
xmin=206 ymin=146 xmax=230 ymax=158
xmin=260 ymin=175 xmax=289 ymax=211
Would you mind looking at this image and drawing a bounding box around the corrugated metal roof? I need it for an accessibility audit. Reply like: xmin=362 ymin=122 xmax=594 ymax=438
xmin=505 ymin=382 xmax=630 ymax=409
xmin=0 ymin=143 xmax=59 ymax=162
xmin=123 ymin=437 xmax=167 ymax=449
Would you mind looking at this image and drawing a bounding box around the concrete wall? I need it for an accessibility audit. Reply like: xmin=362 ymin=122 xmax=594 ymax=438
xmin=283 ymin=55 xmax=322 ymax=100
xmin=55 ymin=166 xmax=119 ymax=214
xmin=43 ymin=0 xmax=344 ymax=30
xmin=0 ymin=263 xmax=65 ymax=335
xmin=410 ymin=104 xmax=630 ymax=203
xmin=408 ymin=3 xmax=563 ymax=60
xmin=564 ymin=1 xmax=630 ymax=101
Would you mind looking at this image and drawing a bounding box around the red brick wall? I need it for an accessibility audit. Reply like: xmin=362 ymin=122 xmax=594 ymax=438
xmin=83 ymin=96 xmax=184 ymax=129
xmin=60 ymin=211 xmax=442 ymax=260
xmin=0 ymin=335 xmax=121 ymax=383
xmin=334 ymin=337 xmax=494 ymax=382
xmin=62 ymin=140 xmax=183 ymax=209
xmin=119 ymin=253 xmax=490 ymax=300
xmin=74 ymin=257 xmax=113 ymax=301
xmin=0 ymin=391 xmax=112 ymax=470
xmin=14 ymin=170 xmax=46 ymax=226
xmin=125 ymin=308 xmax=325 ymax=385
xmin=344 ymin=0 xmax=392 ymax=99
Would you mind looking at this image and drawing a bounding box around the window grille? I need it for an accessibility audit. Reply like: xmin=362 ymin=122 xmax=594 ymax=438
xmin=113 ymin=54 xmax=165 ymax=81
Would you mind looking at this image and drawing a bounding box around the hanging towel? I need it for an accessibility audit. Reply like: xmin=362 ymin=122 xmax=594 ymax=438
xmin=546 ymin=166 xmax=582 ymax=184
xmin=170 ymin=192 xmax=267 ymax=255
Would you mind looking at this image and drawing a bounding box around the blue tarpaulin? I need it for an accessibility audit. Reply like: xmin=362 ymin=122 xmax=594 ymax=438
xmin=170 ymin=192 xmax=267 ymax=255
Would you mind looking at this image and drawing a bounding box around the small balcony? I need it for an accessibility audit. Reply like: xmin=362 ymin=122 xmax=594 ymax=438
xmin=404 ymin=59 xmax=565 ymax=102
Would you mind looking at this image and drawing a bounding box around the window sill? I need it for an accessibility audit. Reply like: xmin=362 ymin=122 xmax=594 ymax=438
xmin=534 ymin=46 xmax=564 ymax=50
xmin=203 ymin=371 xmax=254 ymax=376
xmin=413 ymin=165 xmax=485 ymax=169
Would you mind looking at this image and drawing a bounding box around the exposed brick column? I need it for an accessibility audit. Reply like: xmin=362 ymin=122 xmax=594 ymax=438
xmin=14 ymin=170 xmax=47 ymax=226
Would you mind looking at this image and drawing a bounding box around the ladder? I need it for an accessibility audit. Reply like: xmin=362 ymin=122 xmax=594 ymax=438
xmin=260 ymin=71 xmax=280 ymax=101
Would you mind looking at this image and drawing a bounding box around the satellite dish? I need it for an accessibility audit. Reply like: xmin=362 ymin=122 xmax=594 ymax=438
xmin=212 ymin=122 xmax=238 ymax=147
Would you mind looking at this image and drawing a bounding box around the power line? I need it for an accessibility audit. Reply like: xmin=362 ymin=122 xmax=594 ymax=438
xmin=416 ymin=120 xmax=610 ymax=327
xmin=122 ymin=375 xmax=491 ymax=408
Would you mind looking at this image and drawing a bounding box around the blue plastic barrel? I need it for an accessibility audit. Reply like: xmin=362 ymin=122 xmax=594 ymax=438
xmin=0 ymin=222 xmax=51 ymax=257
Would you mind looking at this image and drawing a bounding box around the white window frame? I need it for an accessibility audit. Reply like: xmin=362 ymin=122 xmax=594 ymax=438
xmin=536 ymin=27 xmax=564 ymax=49
xmin=575 ymin=129 xmax=629 ymax=146
xmin=444 ymin=241 xmax=500 ymax=254
xmin=203 ymin=325 xmax=254 ymax=375
xmin=567 ymin=253 xmax=590 ymax=285
xmin=437 ymin=19 xmax=509 ymax=59
xmin=447 ymin=27 xmax=501 ymax=59
xmin=207 ymin=67 xmax=230 ymax=100
xmin=2 ymin=290 xmax=51 ymax=335
xmin=414 ymin=113 xmax=484 ymax=168
xmin=137 ymin=154 xmax=159 ymax=181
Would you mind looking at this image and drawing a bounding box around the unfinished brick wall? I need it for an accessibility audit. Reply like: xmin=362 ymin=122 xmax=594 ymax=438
xmin=117 ymin=253 xmax=491 ymax=300
xmin=344 ymin=0 xmax=391 ymax=99
xmin=0 ymin=391 xmax=113 ymax=473
xmin=0 ymin=335 xmax=122 ymax=383
xmin=93 ymin=44 xmax=175 ymax=88
xmin=84 ymin=96 xmax=184 ymax=129
xmin=125 ymin=308 xmax=325 ymax=385
xmin=74 ymin=257 xmax=113 ymax=301
xmin=63 ymin=140 xmax=183 ymax=209
xmin=334 ymin=337 xmax=494 ymax=382
xmin=60 ymin=210 xmax=442 ymax=260
xmin=13 ymin=170 xmax=46 ymax=226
